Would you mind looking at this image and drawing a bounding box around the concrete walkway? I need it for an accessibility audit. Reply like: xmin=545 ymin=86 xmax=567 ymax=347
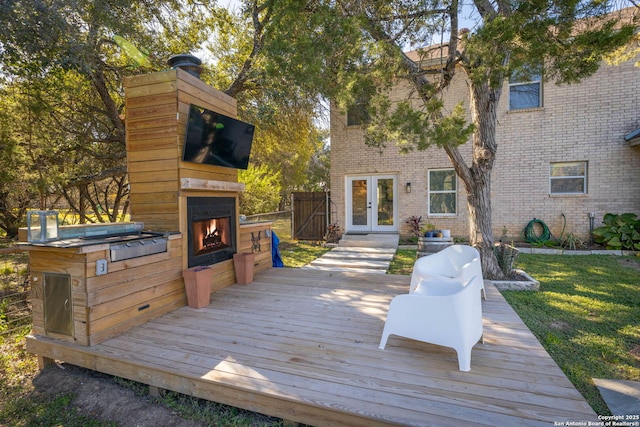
xmin=302 ymin=233 xmax=399 ymax=274
xmin=593 ymin=378 xmax=640 ymax=417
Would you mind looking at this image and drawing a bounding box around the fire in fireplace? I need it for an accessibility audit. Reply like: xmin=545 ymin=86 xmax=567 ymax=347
xmin=193 ymin=217 xmax=231 ymax=255
xmin=187 ymin=197 xmax=237 ymax=267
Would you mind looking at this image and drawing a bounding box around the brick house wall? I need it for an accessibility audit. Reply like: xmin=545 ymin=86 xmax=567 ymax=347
xmin=330 ymin=56 xmax=640 ymax=241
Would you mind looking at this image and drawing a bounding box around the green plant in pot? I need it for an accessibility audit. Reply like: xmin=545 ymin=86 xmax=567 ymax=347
xmin=423 ymin=222 xmax=436 ymax=237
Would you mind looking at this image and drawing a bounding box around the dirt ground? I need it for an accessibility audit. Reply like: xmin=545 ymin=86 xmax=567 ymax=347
xmin=31 ymin=363 xmax=205 ymax=427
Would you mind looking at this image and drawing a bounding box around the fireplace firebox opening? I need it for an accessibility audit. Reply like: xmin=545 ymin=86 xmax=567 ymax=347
xmin=193 ymin=216 xmax=232 ymax=255
xmin=187 ymin=197 xmax=237 ymax=268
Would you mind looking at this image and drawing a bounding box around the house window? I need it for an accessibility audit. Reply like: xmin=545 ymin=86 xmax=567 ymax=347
xmin=509 ymin=67 xmax=542 ymax=110
xmin=428 ymin=169 xmax=457 ymax=215
xmin=550 ymin=162 xmax=587 ymax=194
xmin=347 ymin=102 xmax=370 ymax=126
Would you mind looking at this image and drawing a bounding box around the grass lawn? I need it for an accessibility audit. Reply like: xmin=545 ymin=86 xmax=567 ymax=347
xmin=270 ymin=218 xmax=332 ymax=268
xmin=505 ymin=253 xmax=640 ymax=415
xmin=388 ymin=248 xmax=417 ymax=275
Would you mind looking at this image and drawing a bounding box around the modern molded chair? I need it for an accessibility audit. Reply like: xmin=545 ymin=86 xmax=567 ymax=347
xmin=410 ymin=244 xmax=485 ymax=299
xmin=378 ymin=275 xmax=484 ymax=372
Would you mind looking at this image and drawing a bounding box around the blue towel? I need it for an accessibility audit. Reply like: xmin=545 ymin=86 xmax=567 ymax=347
xmin=271 ymin=231 xmax=284 ymax=268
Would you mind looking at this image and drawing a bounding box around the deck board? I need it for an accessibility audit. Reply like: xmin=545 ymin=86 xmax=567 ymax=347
xmin=27 ymin=268 xmax=598 ymax=426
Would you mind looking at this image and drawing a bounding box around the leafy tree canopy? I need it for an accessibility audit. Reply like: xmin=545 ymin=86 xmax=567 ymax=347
xmin=0 ymin=0 xmax=330 ymax=235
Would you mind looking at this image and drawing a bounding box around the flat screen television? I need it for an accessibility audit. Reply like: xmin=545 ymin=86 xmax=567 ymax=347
xmin=182 ymin=104 xmax=255 ymax=170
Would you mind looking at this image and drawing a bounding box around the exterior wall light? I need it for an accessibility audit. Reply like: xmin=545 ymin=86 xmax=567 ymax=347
xmin=405 ymin=182 xmax=412 ymax=193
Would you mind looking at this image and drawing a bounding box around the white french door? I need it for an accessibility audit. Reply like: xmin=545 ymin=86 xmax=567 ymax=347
xmin=345 ymin=175 xmax=398 ymax=233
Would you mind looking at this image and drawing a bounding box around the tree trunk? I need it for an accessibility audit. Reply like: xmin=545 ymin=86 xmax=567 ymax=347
xmin=466 ymin=169 xmax=503 ymax=279
xmin=464 ymin=81 xmax=504 ymax=279
xmin=79 ymin=189 xmax=87 ymax=224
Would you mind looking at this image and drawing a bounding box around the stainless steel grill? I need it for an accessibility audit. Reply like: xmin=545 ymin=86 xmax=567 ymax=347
xmin=109 ymin=236 xmax=168 ymax=262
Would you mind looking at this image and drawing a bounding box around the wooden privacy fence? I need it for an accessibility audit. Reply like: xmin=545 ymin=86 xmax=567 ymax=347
xmin=292 ymin=192 xmax=330 ymax=241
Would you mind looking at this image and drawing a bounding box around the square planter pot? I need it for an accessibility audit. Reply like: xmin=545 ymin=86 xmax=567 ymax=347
xmin=183 ymin=266 xmax=211 ymax=308
xmin=234 ymin=253 xmax=255 ymax=285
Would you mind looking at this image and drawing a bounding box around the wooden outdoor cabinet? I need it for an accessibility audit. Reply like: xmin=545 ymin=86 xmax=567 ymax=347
xmin=25 ymin=233 xmax=184 ymax=346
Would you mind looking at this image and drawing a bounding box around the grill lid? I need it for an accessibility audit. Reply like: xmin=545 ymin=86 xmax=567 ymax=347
xmin=110 ymin=236 xmax=168 ymax=262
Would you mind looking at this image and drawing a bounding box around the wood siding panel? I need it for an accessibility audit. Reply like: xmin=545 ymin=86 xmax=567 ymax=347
xmin=127 ymin=159 xmax=177 ymax=173
xmin=129 ymin=181 xmax=179 ymax=194
xmin=125 ymin=81 xmax=178 ymax=99
xmin=126 ymin=103 xmax=176 ymax=121
xmin=127 ymin=215 xmax=180 ymax=232
xmin=88 ymin=288 xmax=186 ymax=346
xmin=127 ymin=148 xmax=178 ymax=163
xmin=126 ymin=135 xmax=179 ymax=152
xmin=125 ymin=92 xmax=176 ymax=111
xmin=175 ymin=71 xmax=236 ymax=115
xmin=179 ymin=165 xmax=238 ymax=183
xmin=129 ymin=192 xmax=178 ymax=206
xmin=89 ymin=278 xmax=185 ymax=323
xmin=86 ymin=258 xmax=182 ymax=313
xmin=128 ymin=202 xmax=179 ymax=215
xmin=127 ymin=125 xmax=179 ymax=143
xmin=125 ymin=71 xmax=177 ymax=88
xmin=129 ymin=169 xmax=179 ymax=184
xmin=126 ymin=114 xmax=177 ymax=131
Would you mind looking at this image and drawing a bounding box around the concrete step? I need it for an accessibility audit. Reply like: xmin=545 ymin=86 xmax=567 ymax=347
xmin=303 ymin=233 xmax=399 ymax=273
xmin=318 ymin=251 xmax=395 ymax=262
xmin=300 ymin=265 xmax=388 ymax=274
xmin=338 ymin=234 xmax=399 ymax=248
xmin=307 ymin=257 xmax=390 ymax=269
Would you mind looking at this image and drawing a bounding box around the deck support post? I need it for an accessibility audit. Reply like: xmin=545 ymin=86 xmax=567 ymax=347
xmin=36 ymin=355 xmax=55 ymax=370
xmin=149 ymin=385 xmax=166 ymax=398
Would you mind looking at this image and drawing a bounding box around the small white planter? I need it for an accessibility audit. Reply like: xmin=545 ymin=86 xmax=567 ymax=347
xmin=441 ymin=229 xmax=451 ymax=238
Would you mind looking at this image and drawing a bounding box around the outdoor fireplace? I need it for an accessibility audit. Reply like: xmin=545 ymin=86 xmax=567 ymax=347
xmin=187 ymin=196 xmax=237 ymax=267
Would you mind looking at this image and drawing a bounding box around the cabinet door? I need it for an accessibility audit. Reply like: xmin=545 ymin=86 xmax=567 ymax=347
xmin=44 ymin=273 xmax=73 ymax=337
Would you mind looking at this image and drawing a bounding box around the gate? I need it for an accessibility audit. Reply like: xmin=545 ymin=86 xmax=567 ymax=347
xmin=292 ymin=192 xmax=330 ymax=241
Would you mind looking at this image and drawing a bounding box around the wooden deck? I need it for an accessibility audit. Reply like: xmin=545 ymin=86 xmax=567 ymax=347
xmin=27 ymin=268 xmax=598 ymax=426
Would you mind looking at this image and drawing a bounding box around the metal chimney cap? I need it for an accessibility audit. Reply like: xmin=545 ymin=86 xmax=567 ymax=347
xmin=167 ymin=54 xmax=203 ymax=77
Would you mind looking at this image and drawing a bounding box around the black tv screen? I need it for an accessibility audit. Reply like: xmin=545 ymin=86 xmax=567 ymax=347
xmin=182 ymin=104 xmax=255 ymax=170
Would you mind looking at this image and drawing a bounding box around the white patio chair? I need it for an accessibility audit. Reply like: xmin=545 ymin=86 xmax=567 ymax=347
xmin=379 ymin=275 xmax=484 ymax=372
xmin=410 ymin=244 xmax=485 ymax=299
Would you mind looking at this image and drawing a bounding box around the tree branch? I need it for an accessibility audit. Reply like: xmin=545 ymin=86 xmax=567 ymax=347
xmin=473 ymin=0 xmax=497 ymax=20
xmin=443 ymin=143 xmax=471 ymax=184
xmin=225 ymin=0 xmax=272 ymax=97
xmin=67 ymin=166 xmax=128 ymax=187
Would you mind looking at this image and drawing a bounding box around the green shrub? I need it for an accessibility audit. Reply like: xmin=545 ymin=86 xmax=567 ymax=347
xmin=592 ymin=213 xmax=640 ymax=250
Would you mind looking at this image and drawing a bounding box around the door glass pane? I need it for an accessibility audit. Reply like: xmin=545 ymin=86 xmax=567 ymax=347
xmin=377 ymin=178 xmax=394 ymax=226
xmin=351 ymin=179 xmax=368 ymax=226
